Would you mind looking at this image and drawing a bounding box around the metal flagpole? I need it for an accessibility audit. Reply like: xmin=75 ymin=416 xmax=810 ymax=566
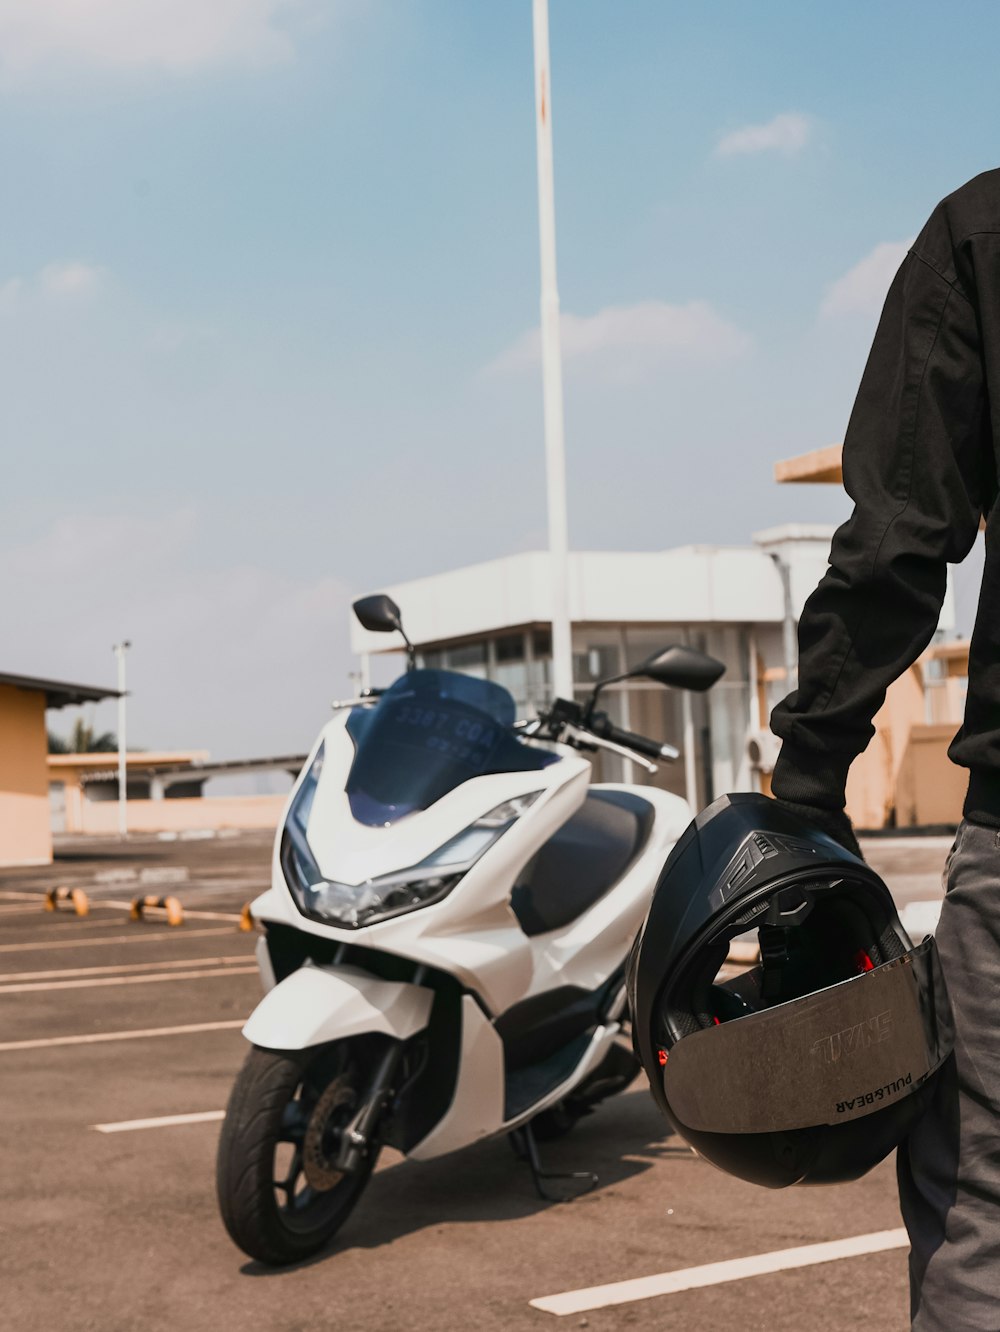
xmin=532 ymin=0 xmax=574 ymax=703
xmin=113 ymin=640 xmax=131 ymax=839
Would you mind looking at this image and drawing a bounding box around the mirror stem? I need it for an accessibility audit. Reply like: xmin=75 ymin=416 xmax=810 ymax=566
xmin=584 ymin=672 xmax=629 ymax=721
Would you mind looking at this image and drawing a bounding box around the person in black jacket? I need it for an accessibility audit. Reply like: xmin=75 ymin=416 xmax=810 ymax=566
xmin=771 ymin=170 xmax=1000 ymax=1330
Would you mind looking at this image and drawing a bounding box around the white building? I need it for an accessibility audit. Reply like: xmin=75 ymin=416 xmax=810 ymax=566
xmin=352 ymin=524 xmax=917 ymax=812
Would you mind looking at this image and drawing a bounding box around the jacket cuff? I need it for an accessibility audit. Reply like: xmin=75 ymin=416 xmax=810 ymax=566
xmin=770 ymin=742 xmax=852 ymax=812
xmin=964 ymin=770 xmax=1000 ymax=828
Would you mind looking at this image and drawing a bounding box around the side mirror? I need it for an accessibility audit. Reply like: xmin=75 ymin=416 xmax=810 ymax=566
xmin=353 ymin=594 xmax=404 ymax=635
xmin=584 ymin=642 xmax=725 ymax=722
xmin=637 ymin=645 xmax=725 ymax=693
xmin=352 ymin=594 xmax=416 ymax=669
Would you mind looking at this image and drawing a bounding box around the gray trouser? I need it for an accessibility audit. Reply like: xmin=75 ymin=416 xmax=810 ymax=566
xmin=897 ymin=818 xmax=1000 ymax=1329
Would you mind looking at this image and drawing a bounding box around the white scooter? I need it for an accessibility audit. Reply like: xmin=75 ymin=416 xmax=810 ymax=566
xmin=216 ymin=595 xmax=724 ymax=1265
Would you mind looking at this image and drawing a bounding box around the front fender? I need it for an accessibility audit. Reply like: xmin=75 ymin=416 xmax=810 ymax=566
xmin=242 ymin=962 xmax=434 ymax=1051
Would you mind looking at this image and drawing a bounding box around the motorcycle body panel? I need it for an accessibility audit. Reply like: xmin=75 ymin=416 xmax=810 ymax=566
xmin=242 ymin=962 xmax=434 ymax=1049
xmin=407 ymin=995 xmax=506 ymax=1159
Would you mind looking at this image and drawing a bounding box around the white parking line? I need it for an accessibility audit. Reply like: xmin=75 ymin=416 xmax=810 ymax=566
xmin=83 ymin=880 xmax=269 ymax=902
xmin=0 ymin=1019 xmax=246 ymax=1052
xmin=93 ymin=1110 xmax=226 ymax=1133
xmin=0 ymin=888 xmax=245 ymax=925
xmin=1 ymin=955 xmax=253 ymax=983
xmin=529 ymin=1228 xmax=910 ymax=1315
xmin=0 ymin=926 xmax=235 ymax=954
xmin=0 ymin=965 xmax=259 ymax=995
xmin=93 ymin=898 xmax=244 ymax=924
xmin=0 ymin=916 xmax=148 ymax=934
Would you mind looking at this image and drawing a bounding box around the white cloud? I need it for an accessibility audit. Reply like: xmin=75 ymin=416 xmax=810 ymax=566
xmin=0 ymin=260 xmax=103 ymax=310
xmin=820 ymin=238 xmax=914 ymax=317
xmin=486 ymin=300 xmax=751 ymax=379
xmin=716 ymin=112 xmax=812 ymax=158
xmin=0 ymin=0 xmax=307 ymax=79
xmin=0 ymin=509 xmax=353 ymax=757
xmin=40 ymin=261 xmax=103 ymax=298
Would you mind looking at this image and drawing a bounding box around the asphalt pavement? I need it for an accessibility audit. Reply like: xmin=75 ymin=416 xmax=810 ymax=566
xmin=0 ymin=828 xmax=952 ymax=1331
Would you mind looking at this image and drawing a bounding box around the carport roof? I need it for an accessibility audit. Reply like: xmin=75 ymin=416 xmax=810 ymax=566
xmin=0 ymin=670 xmax=120 ymax=709
xmin=773 ymin=443 xmax=844 ymax=484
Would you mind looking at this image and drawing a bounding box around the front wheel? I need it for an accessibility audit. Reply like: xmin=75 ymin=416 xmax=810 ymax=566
xmin=216 ymin=1042 xmax=378 ymax=1265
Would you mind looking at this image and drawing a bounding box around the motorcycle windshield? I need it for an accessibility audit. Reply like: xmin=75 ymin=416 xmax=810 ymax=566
xmin=345 ymin=669 xmax=556 ymax=825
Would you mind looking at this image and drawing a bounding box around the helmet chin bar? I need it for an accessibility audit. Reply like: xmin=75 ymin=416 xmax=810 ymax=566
xmin=662 ymin=937 xmax=953 ymax=1135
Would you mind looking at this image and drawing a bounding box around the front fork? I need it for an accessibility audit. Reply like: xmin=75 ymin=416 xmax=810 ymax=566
xmin=333 ymin=964 xmax=427 ymax=1173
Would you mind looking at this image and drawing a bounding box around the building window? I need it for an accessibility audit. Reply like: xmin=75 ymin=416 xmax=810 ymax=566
xmin=573 ymin=646 xmax=621 ymax=682
xmin=623 ymin=626 xmax=687 ymax=670
xmin=446 ymin=643 xmax=487 ymax=677
xmin=495 ymin=634 xmax=524 ymax=663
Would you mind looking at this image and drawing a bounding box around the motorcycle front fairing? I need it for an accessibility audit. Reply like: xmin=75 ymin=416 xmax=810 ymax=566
xmin=253 ymin=672 xmax=596 ymax=1016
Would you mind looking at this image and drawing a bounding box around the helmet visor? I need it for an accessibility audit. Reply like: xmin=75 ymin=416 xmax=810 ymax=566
xmin=662 ymin=937 xmax=952 ymax=1134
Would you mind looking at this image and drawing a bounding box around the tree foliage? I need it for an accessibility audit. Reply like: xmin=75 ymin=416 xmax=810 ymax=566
xmin=48 ymin=719 xmax=118 ymax=754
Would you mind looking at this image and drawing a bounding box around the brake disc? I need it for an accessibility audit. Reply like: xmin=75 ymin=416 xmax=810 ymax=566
xmin=303 ymin=1074 xmax=357 ymax=1190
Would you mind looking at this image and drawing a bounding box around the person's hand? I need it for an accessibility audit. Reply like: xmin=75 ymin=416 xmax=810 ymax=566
xmin=774 ymin=798 xmax=864 ymax=862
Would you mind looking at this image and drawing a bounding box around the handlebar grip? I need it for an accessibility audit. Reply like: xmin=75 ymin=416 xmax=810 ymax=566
xmin=593 ymin=715 xmax=676 ymax=761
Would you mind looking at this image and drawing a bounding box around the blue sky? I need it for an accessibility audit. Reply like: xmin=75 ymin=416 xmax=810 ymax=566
xmin=2 ymin=0 xmax=997 ymax=756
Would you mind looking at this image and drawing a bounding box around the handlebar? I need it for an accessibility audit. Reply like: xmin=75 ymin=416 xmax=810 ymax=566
xmin=604 ymin=722 xmax=678 ymax=762
xmin=588 ymin=713 xmax=679 ymax=762
xmin=330 ymin=687 xmax=384 ymax=711
xmin=520 ymin=700 xmax=679 ymax=766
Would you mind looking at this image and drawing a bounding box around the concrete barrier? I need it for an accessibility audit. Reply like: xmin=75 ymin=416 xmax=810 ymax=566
xmin=130 ymin=895 xmax=184 ymax=927
xmin=44 ymin=886 xmax=89 ymax=917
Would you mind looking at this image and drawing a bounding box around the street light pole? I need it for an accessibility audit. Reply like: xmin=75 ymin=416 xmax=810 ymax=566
xmin=113 ymin=640 xmax=131 ymax=839
xmin=532 ymin=0 xmax=574 ymax=703
xmin=766 ymin=552 xmax=798 ymax=695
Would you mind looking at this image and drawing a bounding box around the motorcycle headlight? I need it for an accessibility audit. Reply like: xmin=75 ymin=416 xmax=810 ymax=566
xmin=281 ymin=781 xmax=543 ymax=930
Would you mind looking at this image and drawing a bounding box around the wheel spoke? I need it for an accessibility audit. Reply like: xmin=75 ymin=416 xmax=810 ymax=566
xmin=293 ymin=1184 xmax=315 ymax=1212
xmin=275 ymin=1144 xmax=303 ymax=1196
xmin=279 ymin=1098 xmax=309 ymax=1143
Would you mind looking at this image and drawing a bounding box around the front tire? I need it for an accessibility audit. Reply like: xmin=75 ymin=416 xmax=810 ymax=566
xmin=216 ymin=1043 xmax=378 ymax=1265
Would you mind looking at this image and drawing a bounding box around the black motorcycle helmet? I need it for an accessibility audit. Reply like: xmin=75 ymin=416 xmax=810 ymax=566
xmin=627 ymin=792 xmax=953 ymax=1188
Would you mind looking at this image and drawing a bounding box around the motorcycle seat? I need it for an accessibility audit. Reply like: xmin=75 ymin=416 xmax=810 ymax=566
xmin=509 ymin=789 xmax=655 ymax=936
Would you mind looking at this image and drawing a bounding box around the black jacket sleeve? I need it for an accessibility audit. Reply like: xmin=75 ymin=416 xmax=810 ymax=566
xmin=770 ymin=220 xmax=991 ymax=812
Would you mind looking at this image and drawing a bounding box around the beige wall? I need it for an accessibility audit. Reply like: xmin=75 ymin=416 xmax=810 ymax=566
xmin=51 ymin=765 xmax=85 ymax=834
xmin=77 ymin=793 xmax=286 ymax=835
xmin=895 ymin=725 xmax=968 ymax=828
xmin=48 ymin=751 xmax=211 ymax=834
xmin=0 ymin=683 xmax=52 ymax=866
xmin=845 ymin=663 xmax=966 ymax=829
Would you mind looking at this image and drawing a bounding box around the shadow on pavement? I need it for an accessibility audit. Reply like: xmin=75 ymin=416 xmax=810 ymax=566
xmin=239 ymin=1089 xmax=689 ymax=1276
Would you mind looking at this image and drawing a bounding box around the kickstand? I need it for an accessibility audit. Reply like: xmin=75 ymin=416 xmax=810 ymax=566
xmin=508 ymin=1121 xmax=598 ymax=1203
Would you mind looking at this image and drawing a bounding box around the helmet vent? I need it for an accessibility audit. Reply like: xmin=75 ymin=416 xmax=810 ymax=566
xmin=730 ymin=898 xmax=770 ymax=928
xmin=721 ymin=832 xmax=777 ymax=900
xmin=725 ymin=850 xmax=757 ymax=896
